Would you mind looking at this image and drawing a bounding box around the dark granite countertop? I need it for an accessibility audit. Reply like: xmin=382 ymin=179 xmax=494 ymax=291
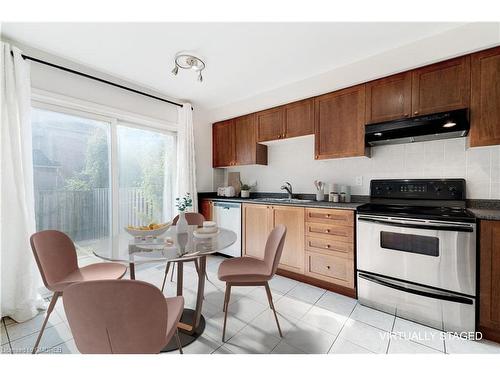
xmin=467 ymin=200 xmax=500 ymax=220
xmin=198 ymin=192 xmax=367 ymax=210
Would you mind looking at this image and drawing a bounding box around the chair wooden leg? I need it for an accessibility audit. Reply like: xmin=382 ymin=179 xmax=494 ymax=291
xmin=170 ymin=262 xmax=176 ymax=282
xmin=175 ymin=329 xmax=183 ymax=354
xmin=32 ymin=292 xmax=61 ymax=354
xmin=222 ymin=283 xmax=231 ymax=342
xmin=264 ymin=282 xmax=283 ymax=338
xmin=161 ymin=262 xmax=171 ymax=292
xmin=194 ymin=259 xmax=200 ymax=275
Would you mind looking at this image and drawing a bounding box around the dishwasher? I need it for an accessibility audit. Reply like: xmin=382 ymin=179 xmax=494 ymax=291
xmin=212 ymin=202 xmax=241 ymax=257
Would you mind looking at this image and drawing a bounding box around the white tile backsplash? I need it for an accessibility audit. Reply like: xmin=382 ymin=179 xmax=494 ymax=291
xmin=231 ymin=136 xmax=500 ymax=199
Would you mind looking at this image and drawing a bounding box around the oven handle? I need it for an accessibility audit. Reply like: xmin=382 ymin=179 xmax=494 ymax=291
xmin=358 ymin=273 xmax=474 ymax=305
xmin=357 ymin=217 xmax=473 ymax=232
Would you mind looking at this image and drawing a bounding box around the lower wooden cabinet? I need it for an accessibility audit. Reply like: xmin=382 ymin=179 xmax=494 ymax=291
xmin=479 ymin=220 xmax=500 ymax=342
xmin=242 ymin=203 xmax=356 ymax=294
xmin=199 ymin=199 xmax=213 ymax=221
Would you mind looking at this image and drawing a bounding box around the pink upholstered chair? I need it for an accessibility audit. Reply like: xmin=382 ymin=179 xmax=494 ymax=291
xmin=30 ymin=230 xmax=127 ymax=354
xmin=217 ymin=225 xmax=287 ymax=341
xmin=63 ymin=279 xmax=184 ymax=353
xmin=161 ymin=212 xmax=205 ymax=292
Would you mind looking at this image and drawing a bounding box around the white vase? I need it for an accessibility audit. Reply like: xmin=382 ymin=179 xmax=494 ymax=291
xmin=176 ymin=211 xmax=188 ymax=234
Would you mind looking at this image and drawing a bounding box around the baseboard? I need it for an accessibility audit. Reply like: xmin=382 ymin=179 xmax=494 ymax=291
xmin=276 ymin=269 xmax=357 ymax=299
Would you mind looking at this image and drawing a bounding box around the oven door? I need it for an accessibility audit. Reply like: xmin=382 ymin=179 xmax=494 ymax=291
xmin=356 ymin=215 xmax=476 ymax=296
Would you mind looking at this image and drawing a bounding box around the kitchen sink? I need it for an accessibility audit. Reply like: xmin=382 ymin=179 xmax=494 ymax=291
xmin=253 ymin=197 xmax=314 ymax=203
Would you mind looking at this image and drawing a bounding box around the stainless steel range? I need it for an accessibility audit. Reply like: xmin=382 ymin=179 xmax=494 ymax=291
xmin=356 ymin=179 xmax=476 ymax=333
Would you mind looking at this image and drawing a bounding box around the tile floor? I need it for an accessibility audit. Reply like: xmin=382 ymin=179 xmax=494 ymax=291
xmin=2 ymin=254 xmax=500 ymax=354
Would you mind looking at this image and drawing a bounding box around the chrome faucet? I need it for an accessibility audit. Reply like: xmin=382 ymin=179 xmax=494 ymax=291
xmin=280 ymin=182 xmax=293 ymax=199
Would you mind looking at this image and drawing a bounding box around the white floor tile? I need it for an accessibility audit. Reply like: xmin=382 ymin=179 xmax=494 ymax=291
xmin=268 ymin=275 xmax=299 ymax=294
xmin=212 ymin=345 xmax=235 ymax=354
xmin=392 ymin=317 xmax=445 ymax=352
xmin=445 ymin=335 xmax=500 ymax=354
xmin=274 ymin=295 xmax=313 ymax=320
xmin=335 ymin=319 xmax=390 ymax=354
xmin=227 ymin=296 xmax=267 ymax=323
xmin=5 ymin=310 xmax=62 ymax=343
xmin=44 ymin=339 xmax=79 ymax=354
xmin=282 ymin=319 xmax=337 ymax=354
xmin=203 ymin=311 xmax=247 ymax=345
xmin=246 ymin=285 xmax=284 ymax=305
xmin=329 ymin=336 xmax=375 ymax=354
xmin=286 ymin=283 xmax=326 ymax=304
xmin=350 ymin=304 xmax=395 ymax=332
xmin=181 ymin=335 xmax=221 ymax=354
xmin=1 ymin=325 xmax=9 ymax=345
xmin=9 ymin=321 xmax=73 ymax=354
xmin=388 ymin=337 xmax=442 ymax=354
xmin=300 ymin=305 xmax=346 ymax=335
xmin=315 ymin=291 xmax=357 ymax=317
xmin=248 ymin=309 xmax=298 ymax=338
xmin=225 ymin=324 xmax=281 ymax=354
xmin=271 ymin=340 xmax=305 ymax=354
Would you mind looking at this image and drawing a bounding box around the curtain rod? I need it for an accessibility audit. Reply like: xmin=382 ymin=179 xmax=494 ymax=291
xmin=12 ymin=51 xmax=185 ymax=108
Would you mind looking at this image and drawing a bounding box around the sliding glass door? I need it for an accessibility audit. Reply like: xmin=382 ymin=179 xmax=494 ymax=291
xmin=31 ymin=106 xmax=176 ymax=251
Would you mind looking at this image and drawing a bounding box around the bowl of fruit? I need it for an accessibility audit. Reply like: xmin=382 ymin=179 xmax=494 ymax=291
xmin=125 ymin=222 xmax=172 ymax=238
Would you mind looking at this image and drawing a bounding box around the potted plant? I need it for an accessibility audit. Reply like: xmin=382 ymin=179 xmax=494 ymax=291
xmin=175 ymin=193 xmax=193 ymax=233
xmin=240 ymin=181 xmax=253 ymax=198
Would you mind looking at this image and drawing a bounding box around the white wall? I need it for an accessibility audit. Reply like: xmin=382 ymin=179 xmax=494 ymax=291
xmin=194 ymin=23 xmax=500 ymax=199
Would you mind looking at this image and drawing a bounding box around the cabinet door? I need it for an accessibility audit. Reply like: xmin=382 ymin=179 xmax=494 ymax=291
xmin=285 ymin=98 xmax=314 ymax=138
xmin=199 ymin=199 xmax=212 ymax=221
xmin=256 ymin=107 xmax=285 ymax=142
xmin=234 ymin=114 xmax=257 ymax=165
xmin=480 ymin=220 xmax=500 ymax=341
xmin=212 ymin=120 xmax=235 ymax=167
xmin=411 ymin=55 xmax=470 ymax=116
xmin=470 ymin=46 xmax=500 ymax=147
xmin=270 ymin=206 xmax=305 ymax=274
xmin=314 ymin=84 xmax=367 ymax=159
xmin=242 ymin=204 xmax=270 ymax=259
xmin=365 ymin=72 xmax=412 ymax=124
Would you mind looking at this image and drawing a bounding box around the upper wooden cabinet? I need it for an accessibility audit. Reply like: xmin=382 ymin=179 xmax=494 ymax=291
xmin=284 ymin=99 xmax=314 ymax=138
xmin=314 ymin=84 xmax=367 ymax=159
xmin=256 ymin=107 xmax=285 ymax=142
xmin=212 ymin=119 xmax=234 ymax=168
xmin=411 ymin=55 xmax=470 ymax=116
xmin=256 ymin=99 xmax=314 ymax=142
xmin=212 ymin=114 xmax=267 ymax=168
xmin=365 ymin=72 xmax=412 ymax=124
xmin=479 ymin=220 xmax=500 ymax=343
xmin=470 ymin=46 xmax=500 ymax=147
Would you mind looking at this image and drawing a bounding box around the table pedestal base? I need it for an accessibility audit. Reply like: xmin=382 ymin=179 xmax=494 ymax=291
xmin=161 ymin=308 xmax=206 ymax=353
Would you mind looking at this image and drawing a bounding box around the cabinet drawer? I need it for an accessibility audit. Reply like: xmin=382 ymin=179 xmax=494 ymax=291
xmin=305 ymin=251 xmax=354 ymax=288
xmin=305 ymin=208 xmax=353 ymax=226
xmin=305 ymin=236 xmax=353 ymax=258
xmin=305 ymin=222 xmax=353 ymax=242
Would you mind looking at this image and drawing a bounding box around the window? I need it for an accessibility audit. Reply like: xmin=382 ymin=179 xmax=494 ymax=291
xmin=32 ymin=106 xmax=176 ymax=250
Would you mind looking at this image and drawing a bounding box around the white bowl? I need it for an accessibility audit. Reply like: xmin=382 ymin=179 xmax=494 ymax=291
xmin=124 ymin=223 xmax=171 ymax=237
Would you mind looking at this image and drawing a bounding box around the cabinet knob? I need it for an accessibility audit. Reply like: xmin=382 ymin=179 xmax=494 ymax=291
xmin=404 ymin=113 xmax=409 ymax=117
xmin=325 ymin=244 xmax=331 ymax=248
xmin=278 ymin=134 xmax=281 ymax=139
xmin=326 ymin=265 xmax=331 ymax=270
xmin=325 ymin=229 xmax=330 ymax=233
xmin=326 ymin=214 xmax=331 ymax=218
xmin=414 ymin=111 xmax=419 ymax=115
xmin=315 ymin=155 xmax=319 ymax=159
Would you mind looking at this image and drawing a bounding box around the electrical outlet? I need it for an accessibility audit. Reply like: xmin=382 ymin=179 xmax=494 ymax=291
xmin=355 ymin=176 xmax=363 ymax=186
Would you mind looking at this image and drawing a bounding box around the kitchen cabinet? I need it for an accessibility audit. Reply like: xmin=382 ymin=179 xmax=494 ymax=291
xmin=470 ymin=46 xmax=500 ymax=147
xmin=304 ymin=208 xmax=355 ymax=289
xmin=212 ymin=119 xmax=235 ymax=167
xmin=242 ymin=204 xmax=304 ymax=273
xmin=411 ymin=55 xmax=470 ymax=116
xmin=269 ymin=205 xmax=305 ymax=274
xmin=314 ymin=84 xmax=367 ymax=159
xmin=212 ymin=114 xmax=267 ymax=168
xmin=365 ymin=72 xmax=412 ymax=124
xmin=479 ymin=220 xmax=500 ymax=343
xmin=242 ymin=204 xmax=270 ymax=259
xmin=284 ymin=98 xmax=314 ymax=138
xmin=199 ymin=199 xmax=213 ymax=221
xmin=256 ymin=107 xmax=285 ymax=142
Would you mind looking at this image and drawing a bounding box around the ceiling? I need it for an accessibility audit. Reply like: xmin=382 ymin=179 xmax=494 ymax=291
xmin=1 ymin=22 xmax=465 ymax=109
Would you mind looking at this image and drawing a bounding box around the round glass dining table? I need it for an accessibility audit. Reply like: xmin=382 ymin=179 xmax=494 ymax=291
xmin=92 ymin=225 xmax=237 ymax=351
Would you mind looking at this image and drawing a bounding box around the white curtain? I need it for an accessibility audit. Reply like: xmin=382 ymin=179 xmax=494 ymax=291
xmin=176 ymin=103 xmax=198 ymax=212
xmin=1 ymin=42 xmax=45 ymax=322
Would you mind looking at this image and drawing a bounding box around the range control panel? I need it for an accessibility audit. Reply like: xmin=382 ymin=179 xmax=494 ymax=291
xmin=370 ymin=179 xmax=466 ymax=200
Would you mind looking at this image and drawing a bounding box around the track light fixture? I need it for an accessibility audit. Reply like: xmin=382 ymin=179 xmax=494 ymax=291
xmin=171 ymin=53 xmax=205 ymax=83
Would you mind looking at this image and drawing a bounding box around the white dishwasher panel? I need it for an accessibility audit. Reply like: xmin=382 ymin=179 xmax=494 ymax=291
xmin=213 ymin=202 xmax=241 ymax=257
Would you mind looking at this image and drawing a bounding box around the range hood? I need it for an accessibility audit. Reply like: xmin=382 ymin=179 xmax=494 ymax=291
xmin=365 ymin=109 xmax=469 ymax=146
